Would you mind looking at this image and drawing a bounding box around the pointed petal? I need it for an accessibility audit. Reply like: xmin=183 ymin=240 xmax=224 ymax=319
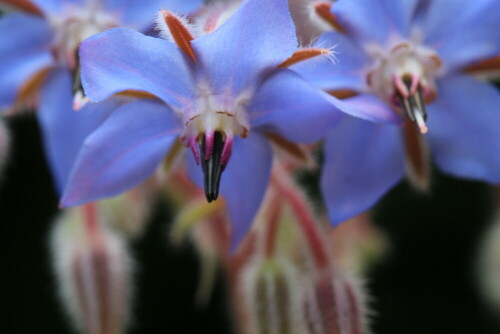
xmin=421 ymin=0 xmax=500 ymax=71
xmin=80 ymin=28 xmax=195 ymax=109
xmin=61 ymin=100 xmax=181 ymax=207
xmin=188 ymin=134 xmax=273 ymax=250
xmin=427 ymin=75 xmax=500 ymax=183
xmin=332 ymin=0 xmax=419 ymax=45
xmin=222 ymin=134 xmax=273 ymax=250
xmin=37 ymin=68 xmax=123 ymax=194
xmin=0 ymin=13 xmax=52 ymax=109
xmin=291 ymin=31 xmax=370 ymax=92
xmin=335 ymin=93 xmax=402 ymax=124
xmin=321 ymin=115 xmax=405 ymax=225
xmin=192 ymin=0 xmax=297 ymax=96
xmin=248 ymin=70 xmax=343 ymax=143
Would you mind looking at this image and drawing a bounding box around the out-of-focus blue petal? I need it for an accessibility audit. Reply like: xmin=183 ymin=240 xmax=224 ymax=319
xmin=0 ymin=13 xmax=52 ymax=109
xmin=105 ymin=0 xmax=202 ymax=31
xmin=321 ymin=115 xmax=405 ymax=225
xmin=332 ymin=0 xmax=419 ymax=45
xmin=248 ymin=70 xmax=343 ymax=143
xmin=193 ymin=0 xmax=296 ymax=96
xmin=37 ymin=68 xmax=124 ymax=194
xmin=427 ymin=75 xmax=500 ymax=183
xmin=61 ymin=100 xmax=181 ymax=207
xmin=291 ymin=31 xmax=370 ymax=92
xmin=221 ymin=134 xmax=273 ymax=251
xmin=421 ymin=0 xmax=500 ymax=72
xmin=333 ymin=93 xmax=402 ymax=124
xmin=80 ymin=28 xmax=195 ymax=110
xmin=30 ymin=0 xmax=63 ymax=15
xmin=186 ymin=134 xmax=273 ymax=251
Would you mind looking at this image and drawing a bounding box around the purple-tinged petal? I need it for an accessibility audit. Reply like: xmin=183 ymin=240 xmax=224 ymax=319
xmin=333 ymin=93 xmax=402 ymax=124
xmin=0 ymin=13 xmax=53 ymax=109
xmin=193 ymin=0 xmax=297 ymax=96
xmin=321 ymin=115 xmax=405 ymax=225
xmin=37 ymin=68 xmax=124 ymax=194
xmin=29 ymin=0 xmax=63 ymax=15
xmin=187 ymin=133 xmax=273 ymax=251
xmin=332 ymin=0 xmax=419 ymax=45
xmin=80 ymin=28 xmax=195 ymax=110
xmin=421 ymin=0 xmax=500 ymax=72
xmin=222 ymin=134 xmax=273 ymax=251
xmin=61 ymin=100 xmax=181 ymax=207
xmin=291 ymin=31 xmax=370 ymax=92
xmin=105 ymin=0 xmax=203 ymax=31
xmin=427 ymin=75 xmax=500 ymax=183
xmin=249 ymin=69 xmax=343 ymax=143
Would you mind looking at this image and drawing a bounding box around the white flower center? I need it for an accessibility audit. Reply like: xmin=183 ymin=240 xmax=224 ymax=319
xmin=366 ymin=41 xmax=441 ymax=105
xmin=181 ymin=80 xmax=251 ymax=143
xmin=48 ymin=0 xmax=118 ymax=68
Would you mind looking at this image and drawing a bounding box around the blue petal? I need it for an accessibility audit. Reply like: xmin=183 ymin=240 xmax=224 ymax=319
xmin=61 ymin=100 xmax=181 ymax=207
xmin=291 ymin=31 xmax=370 ymax=92
xmin=80 ymin=28 xmax=195 ymax=110
xmin=30 ymin=0 xmax=63 ymax=15
xmin=333 ymin=93 xmax=402 ymax=124
xmin=221 ymin=134 xmax=273 ymax=251
xmin=37 ymin=68 xmax=124 ymax=194
xmin=421 ymin=0 xmax=500 ymax=71
xmin=104 ymin=0 xmax=202 ymax=31
xmin=321 ymin=115 xmax=405 ymax=225
xmin=248 ymin=69 xmax=343 ymax=143
xmin=186 ymin=134 xmax=273 ymax=251
xmin=427 ymin=75 xmax=500 ymax=183
xmin=193 ymin=0 xmax=297 ymax=96
xmin=332 ymin=0 xmax=419 ymax=45
xmin=0 ymin=13 xmax=52 ymax=109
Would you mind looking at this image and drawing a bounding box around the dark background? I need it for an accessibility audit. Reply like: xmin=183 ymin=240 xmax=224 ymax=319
xmin=2 ymin=113 xmax=500 ymax=334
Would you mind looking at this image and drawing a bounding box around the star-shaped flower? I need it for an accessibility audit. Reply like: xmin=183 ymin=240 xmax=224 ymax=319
xmin=293 ymin=0 xmax=500 ymax=224
xmin=0 ymin=0 xmax=201 ymax=192
xmin=60 ymin=0 xmax=387 ymax=247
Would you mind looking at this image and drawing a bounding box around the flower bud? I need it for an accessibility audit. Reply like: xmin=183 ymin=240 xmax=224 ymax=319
xmin=240 ymin=256 xmax=302 ymax=334
xmin=50 ymin=204 xmax=132 ymax=334
xmin=301 ymin=270 xmax=368 ymax=334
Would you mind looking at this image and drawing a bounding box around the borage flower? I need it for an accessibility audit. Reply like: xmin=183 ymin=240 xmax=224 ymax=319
xmin=293 ymin=0 xmax=500 ymax=224
xmin=0 ymin=0 xmax=201 ymax=191
xmin=60 ymin=0 xmax=389 ymax=247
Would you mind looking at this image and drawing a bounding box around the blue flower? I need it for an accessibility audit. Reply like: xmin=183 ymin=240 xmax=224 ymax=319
xmin=60 ymin=0 xmax=386 ymax=247
xmin=293 ymin=0 xmax=500 ymax=224
xmin=0 ymin=0 xmax=202 ymax=192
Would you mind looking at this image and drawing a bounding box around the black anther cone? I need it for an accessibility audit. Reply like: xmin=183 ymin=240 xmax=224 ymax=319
xmin=200 ymin=131 xmax=225 ymax=202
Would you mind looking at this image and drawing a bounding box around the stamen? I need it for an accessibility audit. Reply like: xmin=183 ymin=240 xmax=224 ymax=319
xmin=395 ymin=76 xmax=428 ymax=134
xmin=278 ymin=48 xmax=332 ymax=68
xmin=204 ymin=131 xmax=215 ymax=160
xmin=72 ymin=62 xmax=89 ymax=110
xmin=190 ymin=137 xmax=200 ymax=165
xmin=220 ymin=136 xmax=233 ymax=167
xmin=313 ymin=2 xmax=345 ymax=32
xmin=73 ymin=91 xmax=90 ymax=110
xmin=160 ymin=10 xmax=196 ymax=63
xmin=199 ymin=131 xmax=227 ymax=202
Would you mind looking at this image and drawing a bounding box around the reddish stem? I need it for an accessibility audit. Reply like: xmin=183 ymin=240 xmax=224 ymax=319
xmin=82 ymin=202 xmax=100 ymax=240
xmin=271 ymin=172 xmax=329 ymax=271
xmin=263 ymin=191 xmax=283 ymax=259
